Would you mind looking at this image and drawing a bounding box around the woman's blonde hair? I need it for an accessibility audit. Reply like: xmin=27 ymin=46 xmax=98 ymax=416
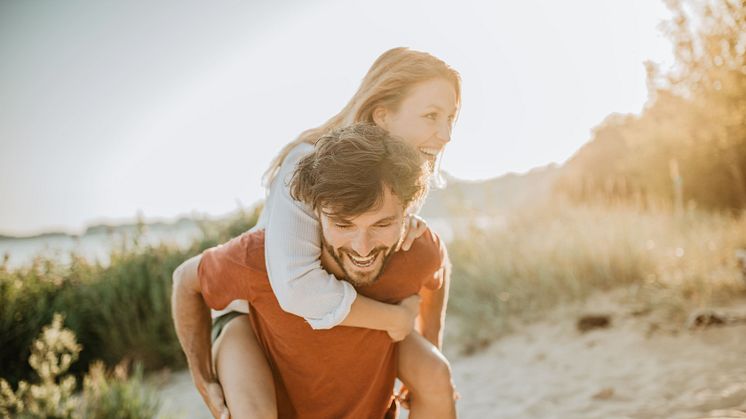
xmin=263 ymin=47 xmax=461 ymax=187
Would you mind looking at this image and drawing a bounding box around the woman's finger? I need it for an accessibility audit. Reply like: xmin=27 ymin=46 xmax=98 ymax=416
xmin=402 ymin=215 xmax=428 ymax=251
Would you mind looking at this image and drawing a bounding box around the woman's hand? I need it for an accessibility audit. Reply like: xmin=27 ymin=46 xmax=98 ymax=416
xmin=401 ymin=215 xmax=428 ymax=251
xmin=387 ymin=294 xmax=421 ymax=341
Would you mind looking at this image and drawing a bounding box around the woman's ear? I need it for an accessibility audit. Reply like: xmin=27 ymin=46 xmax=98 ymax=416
xmin=372 ymin=106 xmax=388 ymax=129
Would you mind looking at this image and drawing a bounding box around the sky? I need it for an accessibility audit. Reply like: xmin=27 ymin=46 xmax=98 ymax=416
xmin=0 ymin=0 xmax=674 ymax=236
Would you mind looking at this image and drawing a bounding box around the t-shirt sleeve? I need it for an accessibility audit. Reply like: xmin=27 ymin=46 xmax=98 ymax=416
xmin=263 ymin=144 xmax=357 ymax=330
xmin=421 ymin=230 xmax=448 ymax=291
xmin=198 ymin=234 xmax=257 ymax=310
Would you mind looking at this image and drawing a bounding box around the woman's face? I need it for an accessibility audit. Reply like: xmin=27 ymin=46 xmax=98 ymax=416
xmin=374 ymin=78 xmax=458 ymax=166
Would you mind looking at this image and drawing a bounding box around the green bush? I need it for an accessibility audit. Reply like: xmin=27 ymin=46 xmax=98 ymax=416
xmin=0 ymin=209 xmax=258 ymax=386
xmin=0 ymin=314 xmax=79 ymax=419
xmin=1 ymin=314 xmax=163 ymax=419
xmin=80 ymin=362 xmax=161 ymax=419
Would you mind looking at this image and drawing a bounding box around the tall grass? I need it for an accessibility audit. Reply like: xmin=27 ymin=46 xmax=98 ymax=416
xmin=4 ymin=201 xmax=744 ymax=378
xmin=447 ymin=202 xmax=746 ymax=352
xmin=0 ymin=208 xmax=258 ymax=386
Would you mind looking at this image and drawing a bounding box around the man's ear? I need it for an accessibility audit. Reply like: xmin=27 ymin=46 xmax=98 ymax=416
xmin=372 ymin=106 xmax=388 ymax=129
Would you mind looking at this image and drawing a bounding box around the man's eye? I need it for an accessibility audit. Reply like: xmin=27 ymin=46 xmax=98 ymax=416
xmin=375 ymin=223 xmax=392 ymax=228
xmin=424 ymin=113 xmax=437 ymax=120
xmin=335 ymin=224 xmax=353 ymax=229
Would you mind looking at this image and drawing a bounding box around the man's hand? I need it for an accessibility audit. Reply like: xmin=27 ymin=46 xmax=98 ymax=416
xmin=396 ymin=384 xmax=412 ymax=410
xmin=387 ymin=294 xmax=421 ymax=341
xmin=196 ymin=378 xmax=231 ymax=419
xmin=172 ymin=255 xmax=229 ymax=419
xmin=401 ymin=215 xmax=428 ymax=251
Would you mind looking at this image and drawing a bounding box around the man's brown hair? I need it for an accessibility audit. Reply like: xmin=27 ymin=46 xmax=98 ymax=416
xmin=290 ymin=123 xmax=429 ymax=218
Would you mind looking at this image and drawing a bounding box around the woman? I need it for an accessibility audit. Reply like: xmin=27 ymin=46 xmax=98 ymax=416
xmin=209 ymin=47 xmax=460 ymax=418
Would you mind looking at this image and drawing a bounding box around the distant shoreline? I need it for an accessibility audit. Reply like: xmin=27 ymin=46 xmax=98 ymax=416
xmin=0 ymin=218 xmax=207 ymax=269
xmin=0 ymin=218 xmax=201 ymax=241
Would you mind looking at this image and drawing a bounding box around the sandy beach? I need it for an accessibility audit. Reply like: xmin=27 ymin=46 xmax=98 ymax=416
xmin=449 ymin=296 xmax=746 ymax=418
xmin=158 ymin=292 xmax=746 ymax=419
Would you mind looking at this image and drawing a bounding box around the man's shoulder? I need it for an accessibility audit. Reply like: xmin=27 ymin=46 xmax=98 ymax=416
xmin=401 ymin=228 xmax=445 ymax=273
xmin=197 ymin=229 xmax=268 ymax=310
xmin=410 ymin=227 xmax=444 ymax=255
xmin=206 ymin=229 xmax=267 ymax=274
xmin=235 ymin=229 xmax=268 ymax=272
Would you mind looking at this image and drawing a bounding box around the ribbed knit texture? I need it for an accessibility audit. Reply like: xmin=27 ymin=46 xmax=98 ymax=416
xmin=213 ymin=143 xmax=357 ymax=329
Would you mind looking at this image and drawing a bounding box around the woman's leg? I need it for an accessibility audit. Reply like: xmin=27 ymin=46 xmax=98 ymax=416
xmin=397 ymin=332 xmax=458 ymax=419
xmin=212 ymin=314 xmax=277 ymax=419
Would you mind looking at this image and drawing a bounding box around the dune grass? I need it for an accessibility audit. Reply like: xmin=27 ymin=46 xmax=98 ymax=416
xmin=446 ymin=202 xmax=746 ymax=353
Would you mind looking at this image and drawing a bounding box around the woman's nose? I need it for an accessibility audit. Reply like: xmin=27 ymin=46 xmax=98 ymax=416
xmin=437 ymin=121 xmax=452 ymax=144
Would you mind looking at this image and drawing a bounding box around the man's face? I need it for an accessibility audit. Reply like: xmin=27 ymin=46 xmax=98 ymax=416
xmin=319 ymin=187 xmax=407 ymax=287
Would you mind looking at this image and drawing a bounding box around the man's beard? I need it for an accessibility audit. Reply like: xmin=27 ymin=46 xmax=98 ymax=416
xmin=321 ymin=237 xmax=397 ymax=287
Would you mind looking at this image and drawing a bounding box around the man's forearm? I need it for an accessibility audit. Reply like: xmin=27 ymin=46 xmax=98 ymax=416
xmin=172 ymin=267 xmax=215 ymax=391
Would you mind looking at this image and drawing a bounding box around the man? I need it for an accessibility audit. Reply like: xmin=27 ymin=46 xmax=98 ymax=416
xmin=172 ymin=124 xmax=454 ymax=418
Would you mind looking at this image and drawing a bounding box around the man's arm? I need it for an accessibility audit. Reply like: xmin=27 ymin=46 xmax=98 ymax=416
xmin=416 ymin=247 xmax=451 ymax=349
xmin=171 ymin=254 xmax=228 ymax=419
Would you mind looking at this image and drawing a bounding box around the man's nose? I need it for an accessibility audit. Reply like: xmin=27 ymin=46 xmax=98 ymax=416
xmin=350 ymin=231 xmax=374 ymax=257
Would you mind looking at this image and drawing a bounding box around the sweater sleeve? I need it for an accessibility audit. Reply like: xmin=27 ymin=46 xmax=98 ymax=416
xmin=263 ymin=143 xmax=357 ymax=330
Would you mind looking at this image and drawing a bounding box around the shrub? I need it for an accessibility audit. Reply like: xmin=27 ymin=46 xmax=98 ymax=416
xmin=0 ymin=314 xmax=163 ymax=419
xmin=80 ymin=362 xmax=161 ymax=419
xmin=0 ymin=314 xmax=79 ymax=419
xmin=0 ymin=208 xmax=259 ymax=385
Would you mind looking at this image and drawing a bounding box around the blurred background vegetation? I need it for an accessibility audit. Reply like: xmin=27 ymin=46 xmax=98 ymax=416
xmin=554 ymin=0 xmax=746 ymax=212
xmin=0 ymin=209 xmax=259 ymax=388
xmin=441 ymin=0 xmax=746 ymax=350
xmin=1 ymin=0 xmax=745 ymax=415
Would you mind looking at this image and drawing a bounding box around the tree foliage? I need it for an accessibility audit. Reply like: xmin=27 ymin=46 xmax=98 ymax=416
xmin=556 ymin=0 xmax=746 ymax=211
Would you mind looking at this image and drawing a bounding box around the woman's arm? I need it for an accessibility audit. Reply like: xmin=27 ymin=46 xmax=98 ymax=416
xmin=263 ymin=144 xmax=358 ymax=329
xmin=340 ymin=294 xmax=421 ymax=341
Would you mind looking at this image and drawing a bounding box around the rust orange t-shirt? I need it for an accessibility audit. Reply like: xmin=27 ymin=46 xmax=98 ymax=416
xmin=198 ymin=228 xmax=445 ymax=419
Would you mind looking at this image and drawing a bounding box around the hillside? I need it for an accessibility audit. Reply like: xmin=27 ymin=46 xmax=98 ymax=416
xmin=420 ymin=164 xmax=561 ymax=218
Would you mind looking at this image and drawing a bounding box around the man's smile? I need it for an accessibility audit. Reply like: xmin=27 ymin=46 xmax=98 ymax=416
xmin=346 ymin=251 xmax=380 ymax=269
